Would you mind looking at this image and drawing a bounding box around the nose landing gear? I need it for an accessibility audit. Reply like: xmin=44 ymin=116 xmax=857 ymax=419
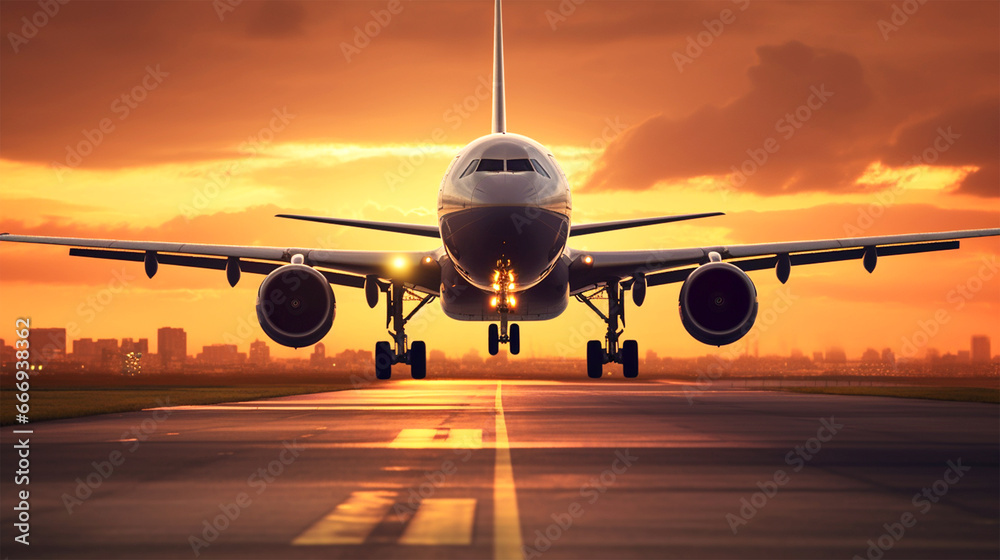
xmin=488 ymin=258 xmax=520 ymax=356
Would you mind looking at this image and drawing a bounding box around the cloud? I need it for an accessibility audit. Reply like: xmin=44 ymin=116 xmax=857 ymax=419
xmin=581 ymin=40 xmax=998 ymax=198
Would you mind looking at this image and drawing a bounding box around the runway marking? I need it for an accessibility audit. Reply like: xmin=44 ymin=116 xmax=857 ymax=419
xmin=292 ymin=491 xmax=397 ymax=545
xmin=148 ymin=405 xmax=491 ymax=412
xmin=389 ymin=428 xmax=483 ymax=449
xmin=494 ymin=381 xmax=523 ymax=560
xmin=399 ymin=498 xmax=476 ymax=545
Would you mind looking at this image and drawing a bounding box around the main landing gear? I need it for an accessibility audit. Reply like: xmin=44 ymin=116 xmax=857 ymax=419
xmin=374 ymin=280 xmax=436 ymax=380
xmin=576 ymin=279 xmax=639 ymax=379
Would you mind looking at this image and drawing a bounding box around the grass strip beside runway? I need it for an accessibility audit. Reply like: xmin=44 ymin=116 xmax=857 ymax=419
xmin=0 ymin=384 xmax=354 ymax=425
xmin=771 ymin=385 xmax=999 ymax=404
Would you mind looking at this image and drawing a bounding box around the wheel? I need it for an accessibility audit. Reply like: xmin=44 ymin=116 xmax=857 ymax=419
xmin=509 ymin=324 xmax=520 ymax=355
xmin=488 ymin=324 xmax=500 ymax=356
xmin=622 ymin=339 xmax=638 ymax=378
xmin=375 ymin=341 xmax=392 ymax=379
xmin=410 ymin=341 xmax=426 ymax=379
xmin=586 ymin=340 xmax=604 ymax=378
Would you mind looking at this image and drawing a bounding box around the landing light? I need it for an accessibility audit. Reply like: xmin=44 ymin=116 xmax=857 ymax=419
xmin=583 ymin=255 xmax=593 ymax=265
xmin=490 ymin=296 xmax=498 ymax=307
xmin=392 ymin=256 xmax=407 ymax=270
xmin=507 ymin=295 xmax=516 ymax=307
xmin=423 ymin=256 xmax=433 ymax=264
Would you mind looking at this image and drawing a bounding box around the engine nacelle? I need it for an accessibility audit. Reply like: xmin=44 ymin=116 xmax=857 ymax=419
xmin=256 ymin=264 xmax=335 ymax=348
xmin=678 ymin=262 xmax=757 ymax=346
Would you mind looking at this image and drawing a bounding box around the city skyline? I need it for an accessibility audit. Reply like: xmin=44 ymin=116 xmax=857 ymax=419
xmin=6 ymin=324 xmax=995 ymax=367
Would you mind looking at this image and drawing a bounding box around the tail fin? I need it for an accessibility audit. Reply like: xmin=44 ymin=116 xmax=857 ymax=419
xmin=492 ymin=0 xmax=506 ymax=134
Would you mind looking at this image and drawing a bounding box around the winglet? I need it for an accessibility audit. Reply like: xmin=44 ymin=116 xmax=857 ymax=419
xmin=492 ymin=0 xmax=506 ymax=134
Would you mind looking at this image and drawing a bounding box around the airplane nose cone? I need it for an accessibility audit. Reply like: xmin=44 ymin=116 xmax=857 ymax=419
xmin=472 ymin=174 xmax=541 ymax=206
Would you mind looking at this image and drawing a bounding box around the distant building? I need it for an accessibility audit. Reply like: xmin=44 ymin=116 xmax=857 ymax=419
xmin=28 ymin=328 xmax=67 ymax=363
xmin=96 ymin=339 xmax=120 ymax=368
xmin=812 ymin=352 xmax=824 ymax=363
xmin=825 ymin=348 xmax=847 ymax=363
xmin=860 ymin=348 xmax=880 ymax=363
xmin=120 ymin=338 xmax=149 ymax=355
xmin=73 ymin=338 xmax=99 ymax=365
xmin=310 ymin=343 xmax=333 ymax=368
xmin=198 ymin=344 xmax=244 ymax=366
xmin=249 ymin=340 xmax=271 ymax=366
xmin=881 ymin=348 xmax=895 ymax=365
xmin=158 ymin=327 xmax=187 ymax=368
xmin=971 ymin=335 xmax=991 ymax=363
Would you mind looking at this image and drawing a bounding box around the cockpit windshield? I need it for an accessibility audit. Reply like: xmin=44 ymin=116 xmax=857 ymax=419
xmin=506 ymin=159 xmax=533 ymax=172
xmin=476 ymin=159 xmax=505 ymax=172
xmin=465 ymin=157 xmax=553 ymax=177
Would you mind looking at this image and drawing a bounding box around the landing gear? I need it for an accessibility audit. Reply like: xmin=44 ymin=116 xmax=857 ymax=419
xmin=374 ymin=280 xmax=435 ymax=379
xmin=487 ymin=258 xmax=520 ymax=356
xmin=488 ymin=310 xmax=520 ymax=355
xmin=577 ymin=279 xmax=640 ymax=379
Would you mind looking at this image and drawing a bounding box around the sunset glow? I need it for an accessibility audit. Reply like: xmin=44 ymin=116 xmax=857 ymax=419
xmin=1 ymin=0 xmax=997 ymax=362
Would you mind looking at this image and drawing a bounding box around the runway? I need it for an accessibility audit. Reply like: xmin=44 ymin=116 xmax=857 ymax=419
xmin=2 ymin=379 xmax=997 ymax=559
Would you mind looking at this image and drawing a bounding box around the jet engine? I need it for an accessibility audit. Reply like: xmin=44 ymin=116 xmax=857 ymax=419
xmin=256 ymin=263 xmax=335 ymax=348
xmin=678 ymin=262 xmax=757 ymax=346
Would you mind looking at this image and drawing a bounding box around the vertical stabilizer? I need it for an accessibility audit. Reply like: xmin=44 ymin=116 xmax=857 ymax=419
xmin=492 ymin=0 xmax=506 ymax=134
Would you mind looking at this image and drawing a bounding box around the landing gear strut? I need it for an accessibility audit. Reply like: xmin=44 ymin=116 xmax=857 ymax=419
xmin=488 ymin=258 xmax=520 ymax=356
xmin=576 ymin=279 xmax=638 ymax=379
xmin=375 ymin=280 xmax=436 ymax=380
xmin=488 ymin=315 xmax=520 ymax=356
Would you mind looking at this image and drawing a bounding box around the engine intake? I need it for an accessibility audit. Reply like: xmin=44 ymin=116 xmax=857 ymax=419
xmin=678 ymin=262 xmax=757 ymax=346
xmin=256 ymin=264 xmax=335 ymax=348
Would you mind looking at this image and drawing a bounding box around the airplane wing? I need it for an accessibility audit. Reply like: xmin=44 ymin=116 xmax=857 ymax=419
xmin=567 ymin=228 xmax=1000 ymax=294
xmin=570 ymin=212 xmax=724 ymax=236
xmin=275 ymin=214 xmax=441 ymax=238
xmin=0 ymin=233 xmax=443 ymax=294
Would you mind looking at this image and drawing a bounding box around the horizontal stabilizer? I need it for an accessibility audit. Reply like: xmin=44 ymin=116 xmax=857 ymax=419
xmin=570 ymin=212 xmax=724 ymax=236
xmin=276 ymin=214 xmax=440 ymax=238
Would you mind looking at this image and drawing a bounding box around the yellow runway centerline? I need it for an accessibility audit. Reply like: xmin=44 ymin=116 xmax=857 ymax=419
xmin=493 ymin=381 xmax=523 ymax=560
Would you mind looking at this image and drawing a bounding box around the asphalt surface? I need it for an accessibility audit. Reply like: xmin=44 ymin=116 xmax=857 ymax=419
xmin=2 ymin=379 xmax=997 ymax=559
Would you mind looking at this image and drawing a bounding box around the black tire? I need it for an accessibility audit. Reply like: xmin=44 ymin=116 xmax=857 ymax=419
xmin=586 ymin=340 xmax=604 ymax=378
xmin=375 ymin=341 xmax=392 ymax=380
xmin=509 ymin=324 xmax=520 ymax=355
xmin=410 ymin=341 xmax=426 ymax=380
xmin=488 ymin=324 xmax=500 ymax=356
xmin=622 ymin=339 xmax=639 ymax=378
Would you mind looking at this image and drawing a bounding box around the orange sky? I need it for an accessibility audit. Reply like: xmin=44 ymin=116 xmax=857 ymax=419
xmin=1 ymin=0 xmax=998 ymax=362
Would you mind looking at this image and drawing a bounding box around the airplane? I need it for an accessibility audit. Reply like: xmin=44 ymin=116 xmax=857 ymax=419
xmin=1 ymin=0 xmax=998 ymax=380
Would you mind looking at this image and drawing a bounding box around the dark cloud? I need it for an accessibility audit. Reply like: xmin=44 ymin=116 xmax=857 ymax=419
xmin=582 ymin=41 xmax=876 ymax=194
xmin=582 ymin=39 xmax=998 ymax=198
